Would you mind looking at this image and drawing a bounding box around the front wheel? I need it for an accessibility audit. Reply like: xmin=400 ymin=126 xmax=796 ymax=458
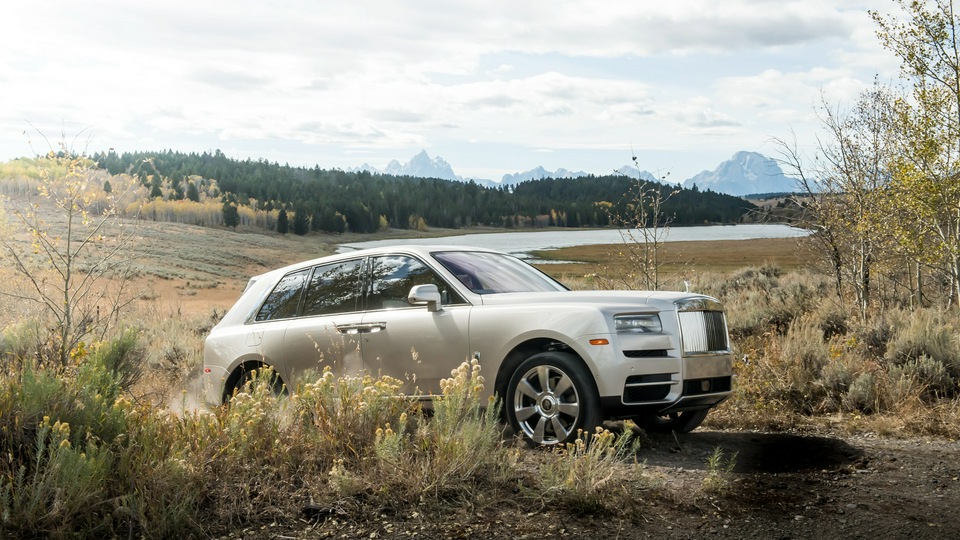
xmin=634 ymin=409 xmax=709 ymax=434
xmin=505 ymin=352 xmax=600 ymax=446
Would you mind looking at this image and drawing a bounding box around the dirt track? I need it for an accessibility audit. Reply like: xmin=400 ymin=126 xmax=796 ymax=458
xmin=218 ymin=428 xmax=959 ymax=540
xmin=634 ymin=429 xmax=959 ymax=539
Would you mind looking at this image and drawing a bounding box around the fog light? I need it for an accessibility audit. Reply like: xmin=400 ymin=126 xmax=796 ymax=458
xmin=701 ymin=379 xmax=711 ymax=392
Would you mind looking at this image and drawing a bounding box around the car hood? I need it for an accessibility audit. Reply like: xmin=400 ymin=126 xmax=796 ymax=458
xmin=476 ymin=290 xmax=711 ymax=311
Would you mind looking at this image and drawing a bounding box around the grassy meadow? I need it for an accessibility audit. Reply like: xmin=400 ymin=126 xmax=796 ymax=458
xmin=2 ymin=206 xmax=960 ymax=538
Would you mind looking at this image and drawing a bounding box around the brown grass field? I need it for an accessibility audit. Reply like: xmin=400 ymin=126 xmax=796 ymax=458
xmin=129 ymin=228 xmax=814 ymax=316
xmin=533 ymin=236 xmax=812 ymax=281
xmin=1 ymin=211 xmax=812 ymax=340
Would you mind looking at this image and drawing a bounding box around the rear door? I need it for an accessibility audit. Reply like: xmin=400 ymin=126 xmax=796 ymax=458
xmin=282 ymin=258 xmax=366 ymax=383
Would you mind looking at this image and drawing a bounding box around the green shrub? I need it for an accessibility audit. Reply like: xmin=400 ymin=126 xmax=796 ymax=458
xmin=888 ymin=355 xmax=955 ymax=401
xmin=702 ymin=446 xmax=738 ymax=495
xmin=0 ymin=330 xmax=202 ymax=539
xmin=884 ymin=308 xmax=960 ymax=378
xmin=540 ymin=428 xmax=640 ymax=514
xmin=843 ymin=371 xmax=882 ymax=413
xmin=368 ymin=359 xmax=516 ymax=506
xmin=0 ymin=417 xmax=112 ymax=537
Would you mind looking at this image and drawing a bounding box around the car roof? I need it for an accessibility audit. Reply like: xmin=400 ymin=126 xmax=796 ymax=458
xmin=256 ymin=244 xmax=503 ymax=279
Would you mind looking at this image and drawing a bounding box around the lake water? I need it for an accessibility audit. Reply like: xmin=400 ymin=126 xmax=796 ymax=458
xmin=338 ymin=224 xmax=811 ymax=260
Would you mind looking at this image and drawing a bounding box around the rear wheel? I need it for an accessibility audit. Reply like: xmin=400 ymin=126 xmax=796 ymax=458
xmin=505 ymin=352 xmax=600 ymax=446
xmin=634 ymin=409 xmax=709 ymax=434
xmin=225 ymin=363 xmax=286 ymax=402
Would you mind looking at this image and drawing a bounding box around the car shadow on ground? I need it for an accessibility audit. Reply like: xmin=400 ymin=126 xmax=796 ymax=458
xmin=630 ymin=428 xmax=866 ymax=474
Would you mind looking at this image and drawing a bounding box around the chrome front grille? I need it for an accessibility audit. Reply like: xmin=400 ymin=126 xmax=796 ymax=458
xmin=678 ymin=310 xmax=729 ymax=354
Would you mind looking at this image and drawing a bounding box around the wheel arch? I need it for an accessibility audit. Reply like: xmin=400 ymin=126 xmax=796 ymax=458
xmin=493 ymin=338 xmax=598 ymax=416
xmin=221 ymin=358 xmax=285 ymax=403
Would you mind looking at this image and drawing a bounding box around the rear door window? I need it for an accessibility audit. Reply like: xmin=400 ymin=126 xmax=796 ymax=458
xmin=301 ymin=259 xmax=364 ymax=316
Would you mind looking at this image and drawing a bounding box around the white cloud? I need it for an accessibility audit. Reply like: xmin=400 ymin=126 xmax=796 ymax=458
xmin=0 ymin=0 xmax=902 ymax=180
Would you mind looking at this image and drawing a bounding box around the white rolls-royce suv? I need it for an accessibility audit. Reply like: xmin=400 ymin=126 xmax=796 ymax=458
xmin=203 ymin=245 xmax=733 ymax=446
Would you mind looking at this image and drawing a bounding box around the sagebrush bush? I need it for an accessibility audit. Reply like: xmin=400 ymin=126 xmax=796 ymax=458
xmin=0 ymin=417 xmax=112 ymax=536
xmin=136 ymin=305 xmax=214 ymax=374
xmin=778 ymin=314 xmax=831 ymax=412
xmin=294 ymin=367 xmax=416 ymax=462
xmin=727 ymin=314 xmax=834 ymax=416
xmin=887 ymin=355 xmax=955 ymax=401
xmin=842 ymin=370 xmax=883 ymax=413
xmin=884 ymin=308 xmax=960 ymax=378
xmin=815 ymin=303 xmax=849 ymax=340
xmin=714 ymin=265 xmax=782 ymax=296
xmin=0 ymin=319 xmax=44 ymax=370
xmin=540 ymin=428 xmax=640 ymax=514
xmin=851 ymin=311 xmax=899 ymax=359
xmin=819 ymin=340 xmax=859 ymax=412
xmin=366 ymin=359 xmax=517 ymax=506
xmin=0 ymin=332 xmax=203 ymax=539
xmin=721 ymin=269 xmax=822 ymax=339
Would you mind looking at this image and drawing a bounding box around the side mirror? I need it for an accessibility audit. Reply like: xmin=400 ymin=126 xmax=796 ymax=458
xmin=408 ymin=284 xmax=442 ymax=312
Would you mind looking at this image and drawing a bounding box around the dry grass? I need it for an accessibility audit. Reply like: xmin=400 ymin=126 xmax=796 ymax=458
xmin=534 ymin=237 xmax=812 ymax=282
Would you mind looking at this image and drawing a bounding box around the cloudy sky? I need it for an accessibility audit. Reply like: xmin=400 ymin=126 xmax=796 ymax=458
xmin=1 ymin=1 xmax=902 ymax=182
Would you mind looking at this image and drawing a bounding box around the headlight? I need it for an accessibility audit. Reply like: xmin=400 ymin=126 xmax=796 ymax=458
xmin=614 ymin=314 xmax=662 ymax=333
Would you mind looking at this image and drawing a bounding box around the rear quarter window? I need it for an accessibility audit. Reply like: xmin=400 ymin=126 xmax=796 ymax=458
xmin=255 ymin=269 xmax=309 ymax=321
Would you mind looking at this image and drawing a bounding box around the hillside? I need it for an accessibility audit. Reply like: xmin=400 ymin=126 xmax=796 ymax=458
xmin=66 ymin=149 xmax=758 ymax=234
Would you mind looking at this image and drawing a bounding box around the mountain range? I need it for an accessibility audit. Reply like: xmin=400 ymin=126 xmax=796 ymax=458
xmin=350 ymin=149 xmax=796 ymax=197
xmin=680 ymin=151 xmax=796 ymax=196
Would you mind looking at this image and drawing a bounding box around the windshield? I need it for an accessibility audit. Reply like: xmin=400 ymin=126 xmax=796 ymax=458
xmin=432 ymin=251 xmax=568 ymax=294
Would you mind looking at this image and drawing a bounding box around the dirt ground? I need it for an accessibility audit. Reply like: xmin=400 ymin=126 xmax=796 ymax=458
xmin=214 ymin=427 xmax=959 ymax=540
xmin=632 ymin=428 xmax=960 ymax=540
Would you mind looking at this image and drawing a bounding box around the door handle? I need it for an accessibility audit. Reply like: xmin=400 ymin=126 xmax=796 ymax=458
xmin=335 ymin=322 xmax=387 ymax=334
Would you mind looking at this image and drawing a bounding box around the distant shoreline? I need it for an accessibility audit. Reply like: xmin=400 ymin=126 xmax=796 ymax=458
xmin=337 ymin=223 xmax=810 ymax=256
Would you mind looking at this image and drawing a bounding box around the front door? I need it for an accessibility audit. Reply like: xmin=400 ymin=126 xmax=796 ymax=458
xmin=360 ymin=254 xmax=472 ymax=396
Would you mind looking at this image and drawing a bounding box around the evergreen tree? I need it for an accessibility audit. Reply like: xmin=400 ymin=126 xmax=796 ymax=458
xmin=103 ymin=180 xmax=112 ymax=193
xmin=277 ymin=208 xmax=289 ymax=234
xmin=222 ymin=201 xmax=240 ymax=229
xmin=149 ymin=176 xmax=163 ymax=199
xmin=292 ymin=208 xmax=310 ymax=236
xmin=186 ymin=181 xmax=200 ymax=202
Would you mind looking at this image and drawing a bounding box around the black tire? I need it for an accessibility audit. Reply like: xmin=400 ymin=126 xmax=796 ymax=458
xmin=634 ymin=409 xmax=709 ymax=434
xmin=505 ymin=352 xmax=600 ymax=446
xmin=226 ymin=364 xmax=286 ymax=402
